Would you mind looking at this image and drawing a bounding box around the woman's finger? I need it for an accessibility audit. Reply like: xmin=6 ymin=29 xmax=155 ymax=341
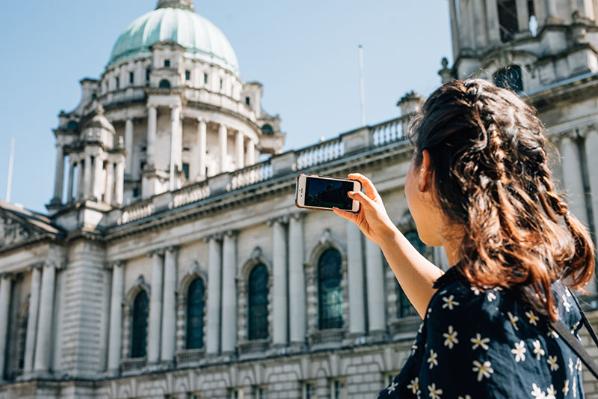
xmin=348 ymin=173 xmax=380 ymax=201
xmin=349 ymin=190 xmax=375 ymax=209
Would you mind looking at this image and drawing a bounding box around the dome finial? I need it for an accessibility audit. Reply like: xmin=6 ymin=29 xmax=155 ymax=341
xmin=156 ymin=0 xmax=194 ymax=11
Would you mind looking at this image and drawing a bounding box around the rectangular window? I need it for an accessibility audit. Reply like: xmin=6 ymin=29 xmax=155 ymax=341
xmin=185 ymin=70 xmax=191 ymax=81
xmin=129 ymin=71 xmax=135 ymax=85
xmin=115 ymin=77 xmax=120 ymax=90
xmin=251 ymin=386 xmax=264 ymax=399
xmin=302 ymin=382 xmax=315 ymax=399
xmin=220 ymin=78 xmax=224 ymax=91
xmin=329 ymin=379 xmax=346 ymax=399
xmin=204 ymin=72 xmax=209 ymax=85
xmin=182 ymin=163 xmax=190 ymax=179
xmin=146 ymin=68 xmax=151 ymax=82
xmin=164 ymin=59 xmax=171 ymax=68
xmin=245 ymin=96 xmax=251 ymax=106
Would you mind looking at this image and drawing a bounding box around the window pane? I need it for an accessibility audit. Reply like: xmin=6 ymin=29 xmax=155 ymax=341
xmin=318 ymin=248 xmax=343 ymax=329
xmin=186 ymin=279 xmax=205 ymax=349
xmin=131 ymin=290 xmax=149 ymax=358
xmin=493 ymin=65 xmax=523 ymax=93
xmin=248 ymin=264 xmax=269 ymax=340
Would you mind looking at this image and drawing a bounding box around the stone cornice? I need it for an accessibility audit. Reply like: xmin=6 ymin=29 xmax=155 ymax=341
xmin=105 ymin=140 xmax=412 ymax=242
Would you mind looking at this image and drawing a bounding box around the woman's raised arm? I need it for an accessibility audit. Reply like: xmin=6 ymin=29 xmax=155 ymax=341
xmin=332 ymin=172 xmax=443 ymax=318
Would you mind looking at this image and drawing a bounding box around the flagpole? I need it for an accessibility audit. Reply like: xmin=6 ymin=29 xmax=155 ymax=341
xmin=358 ymin=44 xmax=366 ymax=127
xmin=5 ymin=137 xmax=15 ymax=203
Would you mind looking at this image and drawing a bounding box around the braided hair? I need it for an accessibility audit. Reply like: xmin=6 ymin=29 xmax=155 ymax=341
xmin=408 ymin=78 xmax=595 ymax=321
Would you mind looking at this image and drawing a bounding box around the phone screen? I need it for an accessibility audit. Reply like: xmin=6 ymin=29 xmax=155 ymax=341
xmin=304 ymin=177 xmax=355 ymax=210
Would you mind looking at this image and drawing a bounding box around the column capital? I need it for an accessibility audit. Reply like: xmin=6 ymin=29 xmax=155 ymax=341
xmin=578 ymin=124 xmax=598 ymax=139
xmin=30 ymin=262 xmax=45 ymax=272
xmin=202 ymin=232 xmax=223 ymax=243
xmin=165 ymin=245 xmax=180 ymax=254
xmin=0 ymin=272 xmax=15 ymax=281
xmin=266 ymin=215 xmax=289 ymax=227
xmin=289 ymin=211 xmax=306 ymax=222
xmin=105 ymin=260 xmax=125 ymax=270
xmin=148 ymin=248 xmax=165 ymax=257
xmin=223 ymin=229 xmax=239 ymax=241
xmin=45 ymin=258 xmax=63 ymax=270
xmin=197 ymin=117 xmax=208 ymax=125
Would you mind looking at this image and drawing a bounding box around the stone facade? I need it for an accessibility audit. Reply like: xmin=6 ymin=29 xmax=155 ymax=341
xmin=1 ymin=0 xmax=598 ymax=398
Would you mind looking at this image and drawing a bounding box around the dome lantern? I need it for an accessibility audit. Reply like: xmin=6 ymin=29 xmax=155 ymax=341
xmin=156 ymin=0 xmax=194 ymax=11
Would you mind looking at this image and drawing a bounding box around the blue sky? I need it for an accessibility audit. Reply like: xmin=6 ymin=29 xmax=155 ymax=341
xmin=0 ymin=0 xmax=451 ymax=212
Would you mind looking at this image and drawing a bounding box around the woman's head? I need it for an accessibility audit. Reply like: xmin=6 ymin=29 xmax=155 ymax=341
xmin=404 ymin=78 xmax=595 ymax=320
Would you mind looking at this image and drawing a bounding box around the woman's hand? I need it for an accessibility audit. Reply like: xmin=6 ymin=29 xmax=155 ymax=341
xmin=332 ymin=173 xmax=398 ymax=246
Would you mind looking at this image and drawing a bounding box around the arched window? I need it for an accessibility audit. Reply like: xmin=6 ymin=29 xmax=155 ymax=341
xmin=131 ymin=290 xmax=149 ymax=358
xmin=159 ymin=79 xmax=172 ymax=89
xmin=396 ymin=230 xmax=426 ymax=318
xmin=186 ymin=278 xmax=205 ymax=349
xmin=261 ymin=124 xmax=274 ymax=135
xmin=248 ymin=264 xmax=269 ymax=340
xmin=317 ymin=248 xmax=343 ymax=329
xmin=493 ymin=65 xmax=523 ymax=93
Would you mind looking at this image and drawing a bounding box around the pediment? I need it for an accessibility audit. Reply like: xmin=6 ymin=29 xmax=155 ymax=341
xmin=0 ymin=203 xmax=61 ymax=252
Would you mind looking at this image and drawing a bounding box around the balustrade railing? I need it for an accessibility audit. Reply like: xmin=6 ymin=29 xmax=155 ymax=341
xmin=229 ymin=159 xmax=273 ymax=190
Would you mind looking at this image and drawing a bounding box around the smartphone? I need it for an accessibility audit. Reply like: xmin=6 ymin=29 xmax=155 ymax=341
xmin=295 ymin=173 xmax=362 ymax=212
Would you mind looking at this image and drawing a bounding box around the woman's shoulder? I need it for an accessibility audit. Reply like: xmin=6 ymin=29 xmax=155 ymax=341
xmin=427 ymin=266 xmax=582 ymax=333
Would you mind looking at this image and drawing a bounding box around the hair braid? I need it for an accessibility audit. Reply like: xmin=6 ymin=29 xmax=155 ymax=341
xmin=409 ymin=78 xmax=595 ymax=321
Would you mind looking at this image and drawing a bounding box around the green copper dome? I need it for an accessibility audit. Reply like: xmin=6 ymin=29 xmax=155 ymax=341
xmin=108 ymin=5 xmax=239 ymax=74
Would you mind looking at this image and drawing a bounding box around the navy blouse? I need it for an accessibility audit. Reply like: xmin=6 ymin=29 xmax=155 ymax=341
xmin=378 ymin=265 xmax=585 ymax=399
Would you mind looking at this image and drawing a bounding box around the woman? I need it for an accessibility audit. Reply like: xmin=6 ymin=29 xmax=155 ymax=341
xmin=332 ymin=78 xmax=595 ymax=398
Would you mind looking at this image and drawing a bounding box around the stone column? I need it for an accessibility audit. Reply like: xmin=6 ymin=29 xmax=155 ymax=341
xmin=206 ymin=235 xmax=222 ymax=355
xmin=34 ymin=261 xmax=57 ymax=373
xmin=235 ymin=130 xmax=245 ymax=169
xmin=459 ymin=0 xmax=473 ymax=48
xmin=104 ymin=162 xmax=115 ymax=205
xmin=560 ymin=133 xmax=589 ymax=227
xmin=125 ymin=119 xmax=134 ymax=174
xmin=219 ymin=124 xmax=228 ymax=174
xmin=448 ymin=0 xmax=460 ymax=57
xmin=0 ymin=275 xmax=12 ymax=379
xmin=107 ymin=261 xmax=124 ymax=373
xmin=169 ymin=106 xmax=182 ymax=191
xmin=24 ymin=265 xmax=42 ymax=373
xmin=346 ymin=221 xmax=366 ymax=335
xmin=114 ymin=161 xmax=125 ymax=205
xmin=77 ymin=157 xmax=85 ymax=200
xmin=197 ymin=119 xmax=207 ymax=180
xmin=148 ymin=250 xmax=164 ymax=364
xmin=83 ymin=153 xmax=92 ymax=199
xmin=365 ymin=238 xmax=386 ymax=334
xmin=472 ymin=0 xmax=487 ymax=47
xmin=584 ymin=128 xmax=598 ymax=244
xmin=221 ymin=231 xmax=238 ymax=354
xmin=67 ymin=160 xmax=75 ymax=203
xmin=93 ymin=154 xmax=104 ymax=201
xmin=53 ymin=144 xmax=65 ymax=202
xmin=246 ymin=140 xmax=256 ymax=166
xmin=161 ymin=246 xmax=177 ymax=362
xmin=270 ymin=217 xmax=288 ymax=346
xmin=485 ymin=0 xmax=501 ymax=44
xmin=516 ymin=0 xmax=530 ymax=32
xmin=289 ymin=213 xmax=306 ymax=344
xmin=546 ymin=0 xmax=558 ymax=20
xmin=147 ymin=106 xmax=157 ymax=167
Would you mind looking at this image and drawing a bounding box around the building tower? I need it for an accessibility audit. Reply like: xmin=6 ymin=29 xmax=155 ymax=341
xmin=442 ymin=0 xmax=598 ymax=291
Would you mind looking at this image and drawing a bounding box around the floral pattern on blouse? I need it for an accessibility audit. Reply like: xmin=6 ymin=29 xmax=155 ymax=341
xmin=378 ymin=265 xmax=585 ymax=399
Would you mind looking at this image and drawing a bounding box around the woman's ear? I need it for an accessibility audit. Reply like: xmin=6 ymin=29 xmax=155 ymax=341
xmin=418 ymin=149 xmax=433 ymax=192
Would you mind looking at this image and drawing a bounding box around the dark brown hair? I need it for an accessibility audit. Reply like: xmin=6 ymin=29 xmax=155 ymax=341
xmin=408 ymin=78 xmax=595 ymax=321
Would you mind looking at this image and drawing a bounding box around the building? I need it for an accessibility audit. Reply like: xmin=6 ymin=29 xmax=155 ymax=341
xmin=0 ymin=0 xmax=598 ymax=397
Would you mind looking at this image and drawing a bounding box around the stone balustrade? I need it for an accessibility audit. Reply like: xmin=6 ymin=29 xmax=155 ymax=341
xmin=115 ymin=114 xmax=411 ymax=225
